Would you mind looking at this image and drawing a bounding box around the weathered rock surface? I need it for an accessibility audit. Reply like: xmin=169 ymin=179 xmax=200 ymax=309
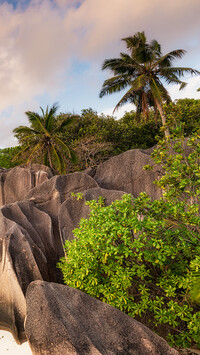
xmin=0 ymin=164 xmax=53 ymax=207
xmin=59 ymin=187 xmax=125 ymax=242
xmin=25 ymin=280 xmax=179 ymax=355
xmin=0 ymin=172 xmax=100 ymax=343
xmin=93 ymin=149 xmax=162 ymax=200
xmin=0 ymin=200 xmax=56 ymax=343
xmin=25 ymin=172 xmax=99 ymax=255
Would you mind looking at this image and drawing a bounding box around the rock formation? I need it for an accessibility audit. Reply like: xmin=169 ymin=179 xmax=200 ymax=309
xmin=0 ymin=164 xmax=53 ymax=207
xmin=93 ymin=148 xmax=162 ymax=199
xmin=25 ymin=280 xmax=178 ymax=355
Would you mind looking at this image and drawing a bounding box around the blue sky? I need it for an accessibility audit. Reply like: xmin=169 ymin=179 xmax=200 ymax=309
xmin=0 ymin=0 xmax=199 ymax=147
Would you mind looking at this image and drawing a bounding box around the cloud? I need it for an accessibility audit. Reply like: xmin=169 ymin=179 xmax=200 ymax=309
xmin=66 ymin=0 xmax=200 ymax=61
xmin=169 ymin=75 xmax=200 ymax=101
xmin=0 ymin=0 xmax=77 ymax=111
xmin=0 ymin=0 xmax=199 ymax=148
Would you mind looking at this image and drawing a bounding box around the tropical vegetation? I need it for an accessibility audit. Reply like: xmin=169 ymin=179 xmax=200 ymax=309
xmin=0 ymin=146 xmax=21 ymax=169
xmin=13 ymin=103 xmax=77 ymax=174
xmin=4 ymin=98 xmax=198 ymax=172
xmin=99 ymin=31 xmax=200 ymax=136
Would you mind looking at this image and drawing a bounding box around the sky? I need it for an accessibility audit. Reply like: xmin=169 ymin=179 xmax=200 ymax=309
xmin=0 ymin=0 xmax=199 ymax=148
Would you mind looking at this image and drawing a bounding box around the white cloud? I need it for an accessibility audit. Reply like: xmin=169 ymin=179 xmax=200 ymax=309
xmin=100 ymin=103 xmax=135 ymax=119
xmin=169 ymin=75 xmax=200 ymax=101
xmin=0 ymin=0 xmax=199 ymax=148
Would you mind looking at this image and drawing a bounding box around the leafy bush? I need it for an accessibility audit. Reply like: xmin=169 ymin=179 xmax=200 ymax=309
xmin=58 ymin=192 xmax=200 ymax=348
xmin=58 ymin=126 xmax=200 ymax=348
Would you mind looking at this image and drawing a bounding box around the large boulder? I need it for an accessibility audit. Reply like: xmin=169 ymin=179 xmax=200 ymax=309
xmin=93 ymin=149 xmax=162 ymax=200
xmin=0 ymin=200 xmax=57 ymax=343
xmin=25 ymin=280 xmax=179 ymax=355
xmin=25 ymin=172 xmax=99 ymax=255
xmin=59 ymin=187 xmax=125 ymax=242
xmin=0 ymin=164 xmax=53 ymax=207
xmin=0 ymin=172 xmax=99 ymax=343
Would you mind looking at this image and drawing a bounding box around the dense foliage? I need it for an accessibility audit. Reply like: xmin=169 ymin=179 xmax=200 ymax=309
xmin=63 ymin=108 xmax=160 ymax=171
xmin=58 ymin=128 xmax=200 ymax=349
xmin=164 ymin=98 xmax=200 ymax=135
xmin=0 ymin=147 xmax=21 ymax=169
xmin=10 ymin=107 xmax=160 ymax=172
xmin=8 ymin=99 xmax=200 ymax=172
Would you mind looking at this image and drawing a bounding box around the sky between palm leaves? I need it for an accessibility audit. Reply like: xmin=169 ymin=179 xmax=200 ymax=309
xmin=0 ymin=0 xmax=199 ymax=148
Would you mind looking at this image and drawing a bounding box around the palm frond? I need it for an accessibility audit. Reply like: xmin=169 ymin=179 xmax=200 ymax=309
xmin=99 ymin=75 xmax=131 ymax=97
xmin=50 ymin=143 xmax=62 ymax=174
xmin=150 ymin=39 xmax=161 ymax=56
xmin=130 ymin=74 xmax=149 ymax=91
xmin=122 ymin=31 xmax=146 ymax=51
xmin=12 ymin=144 xmax=31 ymax=161
xmin=179 ymin=82 xmax=187 ymax=90
xmin=45 ymin=103 xmax=59 ymax=131
xmin=113 ymin=86 xmax=140 ymax=112
xmin=54 ymin=137 xmax=78 ymax=163
xmin=13 ymin=126 xmax=38 ymax=135
xmin=26 ymin=142 xmax=43 ymax=164
xmin=40 ymin=106 xmax=45 ymax=117
xmin=102 ymin=56 xmax=140 ymax=74
xmin=55 ymin=150 xmax=66 ymax=174
xmin=54 ymin=116 xmax=76 ymax=133
xmin=160 ymin=66 xmax=200 ymax=77
xmin=156 ymin=50 xmax=187 ymax=68
xmin=25 ymin=111 xmax=48 ymax=134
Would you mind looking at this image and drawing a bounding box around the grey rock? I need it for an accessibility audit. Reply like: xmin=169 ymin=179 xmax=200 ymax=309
xmin=0 ymin=172 xmax=99 ymax=343
xmin=0 ymin=200 xmax=58 ymax=343
xmin=0 ymin=164 xmax=53 ymax=207
xmin=26 ymin=172 xmax=99 ymax=256
xmin=25 ymin=280 xmax=179 ymax=355
xmin=93 ymin=149 xmax=162 ymax=200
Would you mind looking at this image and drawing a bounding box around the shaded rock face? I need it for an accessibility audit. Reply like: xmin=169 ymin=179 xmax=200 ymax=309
xmin=25 ymin=173 xmax=99 ymax=256
xmin=0 ymin=201 xmax=56 ymax=343
xmin=93 ymin=149 xmax=162 ymax=200
xmin=0 ymin=164 xmax=53 ymax=207
xmin=0 ymin=172 xmax=100 ymax=343
xmin=25 ymin=281 xmax=179 ymax=355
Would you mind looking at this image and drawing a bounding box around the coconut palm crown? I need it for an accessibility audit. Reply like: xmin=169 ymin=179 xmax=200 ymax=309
xmin=13 ymin=103 xmax=77 ymax=174
xmin=100 ymin=31 xmax=200 ymax=136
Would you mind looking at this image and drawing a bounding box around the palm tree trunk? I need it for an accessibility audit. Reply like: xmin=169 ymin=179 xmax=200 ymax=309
xmin=154 ymin=99 xmax=170 ymax=137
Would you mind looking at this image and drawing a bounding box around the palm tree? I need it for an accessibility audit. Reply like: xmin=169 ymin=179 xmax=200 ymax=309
xmin=100 ymin=31 xmax=200 ymax=136
xmin=13 ymin=103 xmax=77 ymax=174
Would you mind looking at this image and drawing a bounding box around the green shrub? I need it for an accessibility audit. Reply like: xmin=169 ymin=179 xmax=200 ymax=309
xmin=58 ymin=193 xmax=200 ymax=348
xmin=58 ymin=128 xmax=200 ymax=349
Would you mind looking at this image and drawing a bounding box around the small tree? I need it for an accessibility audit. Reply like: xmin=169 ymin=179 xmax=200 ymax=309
xmin=13 ymin=104 xmax=77 ymax=174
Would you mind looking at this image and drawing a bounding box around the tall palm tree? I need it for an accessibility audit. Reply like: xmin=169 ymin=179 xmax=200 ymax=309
xmin=13 ymin=103 xmax=77 ymax=174
xmin=100 ymin=31 xmax=200 ymax=136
